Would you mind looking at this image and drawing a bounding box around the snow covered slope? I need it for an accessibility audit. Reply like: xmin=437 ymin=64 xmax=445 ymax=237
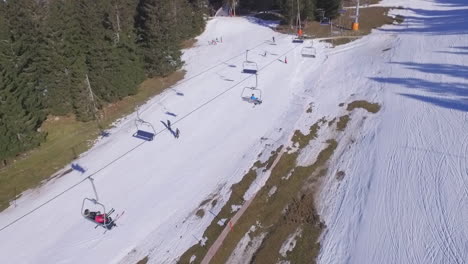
xmin=1 ymin=0 xmax=467 ymax=263
xmin=0 ymin=17 xmax=327 ymax=263
xmin=318 ymin=1 xmax=468 ymax=264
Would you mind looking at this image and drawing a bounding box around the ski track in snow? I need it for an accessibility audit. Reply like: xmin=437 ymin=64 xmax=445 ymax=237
xmin=318 ymin=1 xmax=468 ymax=264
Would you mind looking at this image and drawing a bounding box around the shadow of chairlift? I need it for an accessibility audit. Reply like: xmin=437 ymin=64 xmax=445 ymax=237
xmin=133 ymin=109 xmax=156 ymax=141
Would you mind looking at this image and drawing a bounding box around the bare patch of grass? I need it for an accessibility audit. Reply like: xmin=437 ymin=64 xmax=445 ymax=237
xmin=196 ymin=209 xmax=205 ymax=218
xmin=336 ymin=171 xmax=346 ymax=181
xmin=177 ymin=146 xmax=283 ymax=264
xmin=291 ymin=121 xmax=321 ymax=149
xmin=136 ymin=256 xmax=149 ymax=264
xmin=347 ymin=100 xmax=381 ymax=113
xmin=181 ymin=39 xmax=198 ymax=49
xmin=394 ymin=15 xmax=405 ymax=24
xmin=336 ymin=115 xmax=351 ymax=132
xmin=211 ymin=139 xmax=337 ymax=264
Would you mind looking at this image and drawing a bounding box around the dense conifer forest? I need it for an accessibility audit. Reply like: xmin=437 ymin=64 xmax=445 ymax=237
xmin=0 ymin=0 xmax=341 ymax=161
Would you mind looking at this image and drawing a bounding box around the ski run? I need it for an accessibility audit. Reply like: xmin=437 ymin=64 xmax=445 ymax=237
xmin=0 ymin=0 xmax=467 ymax=263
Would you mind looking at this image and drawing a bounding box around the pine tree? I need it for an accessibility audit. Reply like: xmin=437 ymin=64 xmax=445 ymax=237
xmin=0 ymin=0 xmax=47 ymax=160
xmin=316 ymin=0 xmax=341 ymax=19
xmin=136 ymin=0 xmax=183 ymax=77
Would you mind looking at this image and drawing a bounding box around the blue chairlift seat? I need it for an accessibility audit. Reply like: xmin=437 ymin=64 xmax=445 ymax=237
xmin=133 ymin=130 xmax=155 ymax=141
xmin=292 ymin=37 xmax=304 ymax=43
xmin=242 ymin=61 xmax=258 ymax=74
xmin=320 ymin=17 xmax=331 ymax=25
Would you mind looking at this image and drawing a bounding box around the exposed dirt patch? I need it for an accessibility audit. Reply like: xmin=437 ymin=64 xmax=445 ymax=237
xmin=209 ymin=119 xmax=338 ymax=264
xmin=196 ymin=209 xmax=205 ymax=218
xmin=347 ymin=100 xmax=381 ymax=113
xmin=336 ymin=171 xmax=346 ymax=181
xmin=181 ymin=38 xmax=198 ymax=49
xmin=337 ymin=115 xmax=351 ymax=131
xmin=177 ymin=146 xmax=283 ymax=263
xmin=136 ymin=256 xmax=148 ymax=264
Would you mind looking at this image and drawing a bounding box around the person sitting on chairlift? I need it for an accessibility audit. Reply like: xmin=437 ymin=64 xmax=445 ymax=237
xmin=250 ymin=94 xmax=258 ymax=101
xmin=84 ymin=209 xmax=112 ymax=225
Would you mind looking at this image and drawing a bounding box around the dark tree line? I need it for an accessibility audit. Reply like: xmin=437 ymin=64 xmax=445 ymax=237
xmin=0 ymin=0 xmax=207 ymax=160
xmin=229 ymin=0 xmax=342 ymax=22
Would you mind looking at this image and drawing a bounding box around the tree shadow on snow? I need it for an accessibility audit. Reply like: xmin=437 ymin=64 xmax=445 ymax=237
xmin=436 ymin=46 xmax=468 ymax=56
xmin=377 ymin=7 xmax=468 ymax=35
xmin=388 ymin=61 xmax=468 ymax=79
xmin=371 ymin=77 xmax=468 ymax=112
xmin=245 ymin=16 xmax=280 ymax=30
xmin=400 ymin=93 xmax=468 ymax=112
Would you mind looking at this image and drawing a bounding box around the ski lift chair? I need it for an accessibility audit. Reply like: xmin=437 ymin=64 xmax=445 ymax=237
xmin=241 ymin=86 xmax=262 ymax=105
xmin=133 ymin=118 xmax=156 ymax=141
xmin=242 ymin=61 xmax=258 ymax=74
xmin=320 ymin=17 xmax=331 ymax=25
xmin=292 ymin=36 xmax=304 ymax=43
xmin=301 ymin=46 xmax=316 ymax=58
xmin=81 ymin=198 xmax=114 ymax=230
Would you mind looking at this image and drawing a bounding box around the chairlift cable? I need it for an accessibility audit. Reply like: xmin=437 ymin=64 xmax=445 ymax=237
xmin=0 ymin=39 xmax=302 ymax=233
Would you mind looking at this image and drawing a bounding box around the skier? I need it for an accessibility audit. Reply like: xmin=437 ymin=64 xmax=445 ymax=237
xmin=272 ymin=36 xmax=275 ymax=43
xmin=175 ymin=128 xmax=180 ymax=139
xmin=167 ymin=120 xmax=171 ymax=129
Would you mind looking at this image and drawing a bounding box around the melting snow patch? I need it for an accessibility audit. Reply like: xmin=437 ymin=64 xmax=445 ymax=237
xmin=268 ymin=186 xmax=277 ymax=197
xmin=226 ymin=225 xmax=266 ymax=264
xmin=279 ymin=227 xmax=302 ymax=258
xmin=217 ymin=218 xmax=227 ymax=226
xmin=200 ymin=236 xmax=208 ymax=246
xmin=231 ymin=204 xmax=242 ymax=213
xmin=282 ymin=169 xmax=294 ymax=180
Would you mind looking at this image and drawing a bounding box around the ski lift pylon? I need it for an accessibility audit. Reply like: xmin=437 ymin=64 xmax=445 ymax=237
xmin=292 ymin=0 xmax=304 ymax=43
xmin=133 ymin=108 xmax=156 ymax=141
